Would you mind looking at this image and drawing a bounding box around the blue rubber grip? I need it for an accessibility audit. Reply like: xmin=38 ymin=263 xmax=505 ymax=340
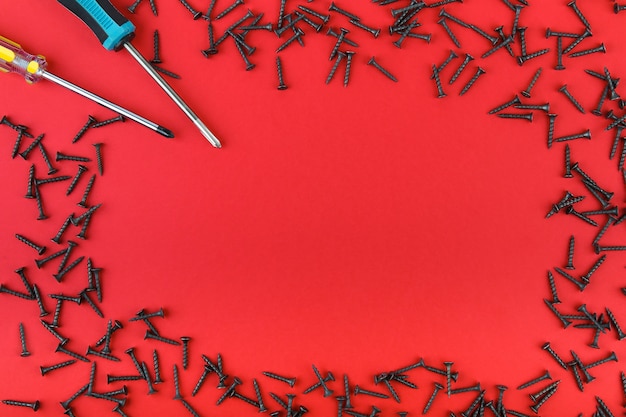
xmin=58 ymin=0 xmax=136 ymax=51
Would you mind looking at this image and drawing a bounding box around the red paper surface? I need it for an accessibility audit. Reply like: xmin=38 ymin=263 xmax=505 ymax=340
xmin=1 ymin=1 xmax=625 ymax=416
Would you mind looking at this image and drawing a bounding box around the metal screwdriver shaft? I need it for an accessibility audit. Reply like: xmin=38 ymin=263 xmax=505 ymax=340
xmin=41 ymin=71 xmax=173 ymax=138
xmin=122 ymin=43 xmax=221 ymax=148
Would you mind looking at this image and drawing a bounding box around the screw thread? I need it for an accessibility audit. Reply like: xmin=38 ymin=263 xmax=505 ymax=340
xmin=432 ymin=65 xmax=446 ymax=98
xmin=216 ymin=0 xmax=243 ymax=20
xmin=181 ymin=399 xmax=201 ymax=417
xmin=570 ymin=44 xmax=606 ymax=57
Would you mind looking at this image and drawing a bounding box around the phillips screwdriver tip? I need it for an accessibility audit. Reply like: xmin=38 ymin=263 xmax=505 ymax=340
xmin=156 ymin=126 xmax=175 ymax=138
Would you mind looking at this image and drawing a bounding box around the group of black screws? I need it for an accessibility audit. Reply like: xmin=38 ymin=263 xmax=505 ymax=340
xmin=2 ymin=0 xmax=626 ymax=416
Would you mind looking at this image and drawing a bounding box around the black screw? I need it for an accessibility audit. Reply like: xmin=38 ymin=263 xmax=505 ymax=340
xmin=35 ymin=176 xmax=72 ymax=187
xmin=367 ymin=57 xmax=398 ymax=82
xmin=461 ymin=390 xmax=485 ymax=417
xmin=145 ymin=330 xmax=181 ymax=346
xmin=57 ymin=240 xmax=77 ymax=273
xmin=0 ymin=284 xmax=33 ymax=300
xmin=180 ymin=336 xmax=191 ymax=370
xmin=217 ymin=377 xmax=242 ymax=405
xmin=554 ymin=266 xmax=588 ymax=291
xmin=286 ymin=393 xmax=295 ymax=417
xmin=382 ymin=379 xmax=400 ymax=403
xmin=130 ymin=308 xmax=165 ymax=321
xmin=15 ymin=233 xmax=46 ymax=255
xmin=585 ymin=350 xmax=619 ymax=369
xmin=33 ymin=285 xmax=49 ymax=317
xmin=142 ymin=362 xmax=157 ymax=395
xmin=298 ymin=5 xmax=329 ymax=23
xmin=180 ymin=399 xmax=201 ymax=417
xmin=554 ymin=130 xmax=591 ymax=143
xmin=2 ymin=400 xmax=40 ymax=411
xmin=149 ymin=350 xmax=163 ymax=384
xmin=438 ymin=17 xmax=460 ymax=48
xmin=19 ymin=133 xmax=44 ymax=160
xmin=460 ymin=67 xmax=486 ymax=96
xmin=192 ymin=365 xmax=212 ymax=396
xmin=216 ymin=0 xmax=245 ymax=20
xmin=127 ymin=0 xmax=142 ymax=13
xmin=541 ymin=342 xmax=568 ymax=369
xmin=328 ymin=2 xmax=359 ymax=20
xmin=178 ymin=0 xmax=202 ymax=19
xmin=343 ymin=51 xmax=355 ymax=87
xmin=275 ymin=14 xmax=305 ymax=37
xmin=11 ymin=127 xmax=25 ymax=159
xmin=489 ymin=95 xmax=521 ymax=114
xmin=263 ymin=371 xmax=296 ymax=387
xmin=517 ymin=48 xmax=550 ymax=65
xmin=438 ymin=8 xmax=471 ymax=28
xmin=40 ymin=320 xmax=68 ymax=345
xmin=517 ymin=26 xmax=527 ymax=56
xmin=567 ymin=0 xmax=591 ymax=29
xmin=77 ymin=174 xmax=95 ymax=208
xmin=330 ymin=28 xmax=349 ymax=60
xmin=394 ymin=21 xmax=422 ymax=48
xmin=562 ymin=29 xmax=591 ymax=54
xmin=124 ymin=347 xmax=146 ymax=379
xmin=14 ymin=268 xmax=34 ymax=298
xmin=554 ymin=36 xmax=565 ymax=70
xmin=423 ymin=383 xmax=444 ymax=414
xmin=326 ymin=52 xmax=346 ymax=85
xmin=530 ymin=384 xmax=558 ymax=413
xmin=107 ymin=375 xmax=142 ymax=384
xmin=37 ymin=141 xmax=57 ymax=174
xmin=56 ymin=151 xmax=91 ymax=163
xmin=432 ymin=65 xmax=446 ymax=98
xmin=570 ymin=43 xmax=606 ymax=58
xmin=582 ymin=255 xmax=607 ymax=283
xmin=517 ymin=370 xmax=551 ymax=390
xmin=277 ymin=0 xmax=287 ymax=28
xmin=564 ymin=144 xmax=573 ymax=178
xmin=50 ymin=293 xmax=82 ymax=304
xmin=172 ymin=363 xmax=182 ymax=399
xmin=497 ymin=113 xmax=533 ymax=122
xmin=66 ymin=165 xmax=88 ymax=196
xmin=18 ymin=322 xmax=30 ymax=357
xmin=56 ymin=343 xmax=90 ymax=362
xmin=354 ymin=385 xmax=388 ymax=399
xmin=482 ymin=35 xmax=514 ymax=59
xmin=604 ymin=308 xmax=626 ymax=340
xmin=545 ymin=28 xmax=579 ymax=38
xmin=515 ymin=103 xmax=550 ymax=112
xmin=276 ymin=56 xmax=287 ymax=90
xmin=559 ymin=84 xmax=586 ymax=113
xmin=80 ymin=290 xmax=104 ymax=318
xmin=349 ymin=19 xmax=380 ymax=38
xmin=35 ymin=249 xmax=63 ymax=269
xmin=214 ymin=10 xmax=255 ymax=47
xmin=25 ymin=164 xmax=35 ymax=199
xmin=547 ymin=271 xmax=560 ymax=304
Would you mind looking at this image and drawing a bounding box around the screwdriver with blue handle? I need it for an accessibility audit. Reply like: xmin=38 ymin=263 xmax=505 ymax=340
xmin=0 ymin=35 xmax=174 ymax=138
xmin=56 ymin=0 xmax=222 ymax=148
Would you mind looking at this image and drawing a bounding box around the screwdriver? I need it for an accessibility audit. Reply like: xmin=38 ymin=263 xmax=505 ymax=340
xmin=0 ymin=35 xmax=173 ymax=138
xmin=56 ymin=0 xmax=222 ymax=148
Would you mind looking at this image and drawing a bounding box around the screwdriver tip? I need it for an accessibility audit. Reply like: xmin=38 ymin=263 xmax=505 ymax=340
xmin=157 ymin=126 xmax=175 ymax=138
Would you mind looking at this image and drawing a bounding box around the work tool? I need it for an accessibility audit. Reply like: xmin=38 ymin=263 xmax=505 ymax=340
xmin=0 ymin=35 xmax=173 ymax=138
xmin=57 ymin=0 xmax=222 ymax=148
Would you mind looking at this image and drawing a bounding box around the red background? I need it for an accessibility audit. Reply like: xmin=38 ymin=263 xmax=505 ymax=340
xmin=1 ymin=0 xmax=625 ymax=416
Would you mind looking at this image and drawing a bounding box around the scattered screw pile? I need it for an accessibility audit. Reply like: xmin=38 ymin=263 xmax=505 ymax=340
xmin=1 ymin=0 xmax=626 ymax=416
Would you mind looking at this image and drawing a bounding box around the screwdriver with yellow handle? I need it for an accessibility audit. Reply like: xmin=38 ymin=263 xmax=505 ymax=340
xmin=0 ymin=35 xmax=174 ymax=138
xmin=56 ymin=0 xmax=222 ymax=148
